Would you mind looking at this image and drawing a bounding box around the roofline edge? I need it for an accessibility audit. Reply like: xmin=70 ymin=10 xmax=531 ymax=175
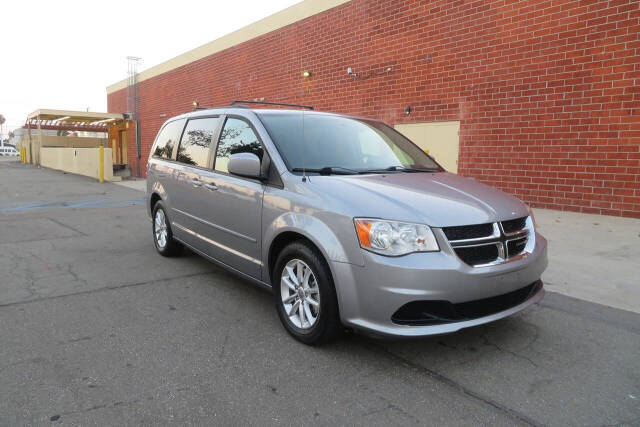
xmin=106 ymin=0 xmax=351 ymax=95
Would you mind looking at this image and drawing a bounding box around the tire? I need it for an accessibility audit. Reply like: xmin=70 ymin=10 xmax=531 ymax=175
xmin=273 ymin=241 xmax=341 ymax=345
xmin=152 ymin=201 xmax=182 ymax=257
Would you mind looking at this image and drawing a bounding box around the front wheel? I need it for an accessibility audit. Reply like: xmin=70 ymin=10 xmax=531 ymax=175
xmin=273 ymin=241 xmax=341 ymax=345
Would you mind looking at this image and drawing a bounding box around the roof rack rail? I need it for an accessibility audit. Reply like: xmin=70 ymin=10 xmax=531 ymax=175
xmin=194 ymin=104 xmax=248 ymax=110
xmin=231 ymin=100 xmax=314 ymax=110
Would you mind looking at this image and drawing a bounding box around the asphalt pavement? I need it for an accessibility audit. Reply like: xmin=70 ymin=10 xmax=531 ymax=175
xmin=1 ymin=158 xmax=639 ymax=426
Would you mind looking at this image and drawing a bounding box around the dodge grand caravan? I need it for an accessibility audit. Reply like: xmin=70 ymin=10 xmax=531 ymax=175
xmin=147 ymin=102 xmax=547 ymax=345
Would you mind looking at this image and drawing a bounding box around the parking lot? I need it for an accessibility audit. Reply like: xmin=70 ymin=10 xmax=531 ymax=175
xmin=1 ymin=157 xmax=639 ymax=426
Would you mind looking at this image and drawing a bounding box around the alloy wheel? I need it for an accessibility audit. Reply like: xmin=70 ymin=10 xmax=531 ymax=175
xmin=154 ymin=209 xmax=168 ymax=249
xmin=280 ymin=259 xmax=321 ymax=329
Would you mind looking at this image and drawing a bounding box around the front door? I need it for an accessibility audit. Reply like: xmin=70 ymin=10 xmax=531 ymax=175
xmin=118 ymin=130 xmax=128 ymax=165
xmin=202 ymin=116 xmax=265 ymax=279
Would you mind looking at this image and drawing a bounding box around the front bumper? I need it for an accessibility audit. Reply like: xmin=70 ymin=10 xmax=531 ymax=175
xmin=331 ymin=231 xmax=548 ymax=337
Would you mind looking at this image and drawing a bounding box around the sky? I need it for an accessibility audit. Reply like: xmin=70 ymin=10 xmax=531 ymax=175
xmin=0 ymin=0 xmax=301 ymax=139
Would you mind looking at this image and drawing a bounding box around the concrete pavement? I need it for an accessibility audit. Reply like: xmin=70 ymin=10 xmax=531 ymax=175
xmin=535 ymin=208 xmax=640 ymax=314
xmin=1 ymin=158 xmax=639 ymax=426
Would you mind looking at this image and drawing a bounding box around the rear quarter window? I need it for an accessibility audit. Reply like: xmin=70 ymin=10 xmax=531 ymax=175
xmin=151 ymin=119 xmax=186 ymax=160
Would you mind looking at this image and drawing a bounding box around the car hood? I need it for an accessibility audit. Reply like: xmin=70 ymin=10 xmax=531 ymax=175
xmin=307 ymin=172 xmax=528 ymax=227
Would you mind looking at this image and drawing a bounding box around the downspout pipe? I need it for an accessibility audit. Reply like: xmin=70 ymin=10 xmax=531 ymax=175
xmin=136 ymin=119 xmax=141 ymax=176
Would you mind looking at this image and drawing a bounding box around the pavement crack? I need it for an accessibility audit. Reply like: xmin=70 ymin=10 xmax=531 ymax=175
xmin=361 ymin=340 xmax=543 ymax=427
xmin=65 ymin=336 xmax=92 ymax=344
xmin=58 ymin=398 xmax=141 ymax=418
xmin=46 ymin=217 xmax=87 ymax=237
xmin=362 ymin=398 xmax=422 ymax=424
xmin=480 ymin=331 xmax=539 ymax=368
xmin=519 ymin=319 xmax=540 ymax=350
xmin=0 ymin=271 xmax=216 ymax=309
xmin=219 ymin=332 xmax=230 ymax=358
xmin=61 ymin=262 xmax=87 ymax=285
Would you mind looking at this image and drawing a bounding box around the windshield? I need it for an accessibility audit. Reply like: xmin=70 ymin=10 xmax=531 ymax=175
xmin=256 ymin=112 xmax=442 ymax=174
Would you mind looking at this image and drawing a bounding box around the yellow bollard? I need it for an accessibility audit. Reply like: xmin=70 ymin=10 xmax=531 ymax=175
xmin=21 ymin=147 xmax=26 ymax=163
xmin=99 ymin=146 xmax=104 ymax=183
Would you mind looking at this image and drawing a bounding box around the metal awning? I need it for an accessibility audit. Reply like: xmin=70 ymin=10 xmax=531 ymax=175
xmin=27 ymin=109 xmax=125 ymax=124
xmin=25 ymin=109 xmax=127 ymax=132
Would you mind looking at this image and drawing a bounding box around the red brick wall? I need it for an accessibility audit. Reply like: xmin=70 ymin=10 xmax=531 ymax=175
xmin=108 ymin=0 xmax=640 ymax=218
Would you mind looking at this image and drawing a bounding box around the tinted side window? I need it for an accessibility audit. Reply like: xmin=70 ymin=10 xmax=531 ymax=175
xmin=152 ymin=119 xmax=185 ymax=159
xmin=176 ymin=117 xmax=220 ymax=168
xmin=214 ymin=118 xmax=263 ymax=173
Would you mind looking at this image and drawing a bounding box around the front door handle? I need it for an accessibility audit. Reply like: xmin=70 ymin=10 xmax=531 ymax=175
xmin=192 ymin=177 xmax=203 ymax=187
xmin=204 ymin=182 xmax=218 ymax=191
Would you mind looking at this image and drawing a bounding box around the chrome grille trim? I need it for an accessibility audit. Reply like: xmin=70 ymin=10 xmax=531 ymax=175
xmin=443 ymin=216 xmax=533 ymax=267
xmin=446 ymin=223 xmax=501 ymax=245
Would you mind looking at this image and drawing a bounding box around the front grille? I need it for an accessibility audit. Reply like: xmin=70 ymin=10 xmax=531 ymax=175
xmin=444 ymin=216 xmax=530 ymax=267
xmin=507 ymin=237 xmax=527 ymax=257
xmin=454 ymin=244 xmax=499 ymax=266
xmin=502 ymin=217 xmax=528 ymax=233
xmin=391 ymin=281 xmax=542 ymax=326
xmin=442 ymin=223 xmax=493 ymax=240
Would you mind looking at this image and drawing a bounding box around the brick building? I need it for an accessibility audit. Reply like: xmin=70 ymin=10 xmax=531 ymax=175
xmin=107 ymin=0 xmax=640 ymax=218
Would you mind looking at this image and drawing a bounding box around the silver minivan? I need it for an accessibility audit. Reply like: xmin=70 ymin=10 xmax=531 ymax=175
xmin=147 ymin=102 xmax=547 ymax=345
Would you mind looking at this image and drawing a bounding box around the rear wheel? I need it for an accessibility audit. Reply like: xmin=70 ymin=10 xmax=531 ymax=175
xmin=152 ymin=201 xmax=182 ymax=257
xmin=273 ymin=241 xmax=341 ymax=345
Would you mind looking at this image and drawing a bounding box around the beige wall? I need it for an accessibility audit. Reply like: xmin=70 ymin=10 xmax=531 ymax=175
xmin=40 ymin=147 xmax=118 ymax=182
xmin=40 ymin=136 xmax=108 ymax=148
xmin=395 ymin=121 xmax=461 ymax=173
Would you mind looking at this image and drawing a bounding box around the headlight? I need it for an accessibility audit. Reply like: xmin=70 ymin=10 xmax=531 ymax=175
xmin=526 ymin=205 xmax=537 ymax=228
xmin=354 ymin=218 xmax=439 ymax=256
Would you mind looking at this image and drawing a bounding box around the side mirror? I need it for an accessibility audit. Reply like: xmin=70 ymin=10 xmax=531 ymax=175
xmin=228 ymin=152 xmax=263 ymax=179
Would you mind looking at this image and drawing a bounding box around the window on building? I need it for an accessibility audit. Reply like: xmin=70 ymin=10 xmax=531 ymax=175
xmin=176 ymin=117 xmax=220 ymax=168
xmin=152 ymin=119 xmax=185 ymax=160
xmin=214 ymin=117 xmax=263 ymax=173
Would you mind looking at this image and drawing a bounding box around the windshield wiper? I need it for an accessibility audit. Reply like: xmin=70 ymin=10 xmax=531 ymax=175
xmin=292 ymin=166 xmax=360 ymax=175
xmin=362 ymin=166 xmax=440 ymax=173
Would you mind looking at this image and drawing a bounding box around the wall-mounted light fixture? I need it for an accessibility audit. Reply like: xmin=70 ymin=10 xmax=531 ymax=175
xmin=192 ymin=101 xmax=199 ymax=110
xmin=302 ymin=70 xmax=312 ymax=78
xmin=405 ymin=105 xmax=412 ymax=115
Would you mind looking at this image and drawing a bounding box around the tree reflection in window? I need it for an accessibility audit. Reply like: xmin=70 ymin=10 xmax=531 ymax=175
xmin=215 ymin=118 xmax=263 ymax=173
xmin=176 ymin=117 xmax=219 ymax=168
xmin=152 ymin=119 xmax=185 ymax=160
xmin=153 ymin=142 xmax=174 ymax=159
